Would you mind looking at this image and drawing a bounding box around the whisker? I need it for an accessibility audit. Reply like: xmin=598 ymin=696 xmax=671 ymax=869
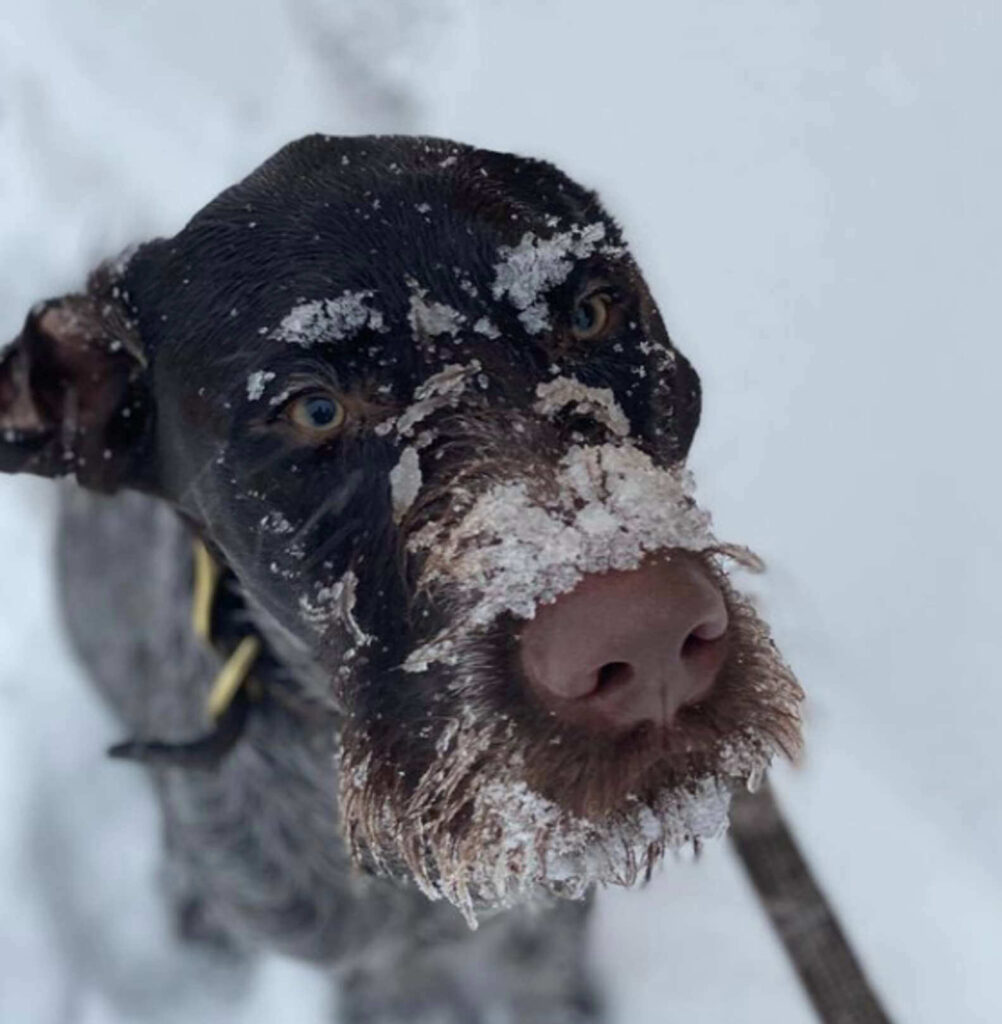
xmin=293 ymin=469 xmax=365 ymax=542
xmin=175 ymin=443 xmax=228 ymax=516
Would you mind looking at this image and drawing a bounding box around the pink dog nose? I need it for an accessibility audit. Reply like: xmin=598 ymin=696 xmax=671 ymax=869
xmin=519 ymin=552 xmax=729 ymax=732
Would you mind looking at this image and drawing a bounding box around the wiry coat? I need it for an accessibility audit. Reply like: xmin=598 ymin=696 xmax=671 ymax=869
xmin=58 ymin=486 xmax=599 ymax=1022
xmin=0 ymin=136 xmax=801 ymax=1023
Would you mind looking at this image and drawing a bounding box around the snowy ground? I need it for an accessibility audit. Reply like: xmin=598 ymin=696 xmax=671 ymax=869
xmin=1 ymin=2 xmax=1000 ymax=1021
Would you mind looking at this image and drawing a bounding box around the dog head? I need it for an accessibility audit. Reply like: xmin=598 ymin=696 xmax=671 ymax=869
xmin=0 ymin=136 xmax=802 ymax=923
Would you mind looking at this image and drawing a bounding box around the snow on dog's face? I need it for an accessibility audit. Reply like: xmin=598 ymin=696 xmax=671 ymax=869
xmin=341 ymin=421 xmax=801 ymax=922
xmin=0 ymin=136 xmax=802 ymax=925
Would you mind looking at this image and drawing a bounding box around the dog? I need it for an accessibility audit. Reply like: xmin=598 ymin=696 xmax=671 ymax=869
xmin=0 ymin=135 xmax=802 ymax=1022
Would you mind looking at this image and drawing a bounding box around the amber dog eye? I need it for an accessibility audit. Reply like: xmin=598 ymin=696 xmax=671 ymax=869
xmin=286 ymin=392 xmax=346 ymax=437
xmin=570 ymin=292 xmax=612 ymax=341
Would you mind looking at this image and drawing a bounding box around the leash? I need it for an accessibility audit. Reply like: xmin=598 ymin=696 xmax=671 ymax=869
xmin=729 ymin=781 xmax=896 ymax=1024
xmin=108 ymin=539 xmax=262 ymax=769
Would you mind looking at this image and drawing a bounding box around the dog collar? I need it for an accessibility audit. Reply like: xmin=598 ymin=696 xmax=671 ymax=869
xmin=107 ymin=538 xmax=263 ymax=769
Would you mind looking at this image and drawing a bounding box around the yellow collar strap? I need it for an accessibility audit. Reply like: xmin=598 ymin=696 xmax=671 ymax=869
xmin=192 ymin=539 xmax=262 ymax=723
xmin=191 ymin=538 xmax=223 ymax=644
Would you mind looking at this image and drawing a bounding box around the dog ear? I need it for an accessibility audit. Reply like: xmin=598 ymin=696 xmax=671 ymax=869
xmin=0 ymin=289 xmax=150 ymax=492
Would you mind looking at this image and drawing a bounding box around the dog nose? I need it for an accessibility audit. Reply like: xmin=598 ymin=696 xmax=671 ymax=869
xmin=519 ymin=553 xmax=728 ymax=732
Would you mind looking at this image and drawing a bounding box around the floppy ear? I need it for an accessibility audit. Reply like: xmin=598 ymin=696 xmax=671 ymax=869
xmin=0 ymin=288 xmax=150 ymax=492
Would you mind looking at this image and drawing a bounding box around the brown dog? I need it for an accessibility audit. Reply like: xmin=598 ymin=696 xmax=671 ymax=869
xmin=0 ymin=135 xmax=801 ymax=1022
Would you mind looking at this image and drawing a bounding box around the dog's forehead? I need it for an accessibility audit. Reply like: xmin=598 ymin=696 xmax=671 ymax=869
xmin=154 ymin=141 xmax=617 ymax=304
xmin=135 ymin=138 xmax=649 ymax=396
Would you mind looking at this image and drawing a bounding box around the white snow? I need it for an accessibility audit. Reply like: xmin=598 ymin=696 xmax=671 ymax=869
xmin=534 ymin=376 xmax=631 ymax=437
xmin=299 ymin=569 xmax=371 ymax=647
xmin=388 ymin=444 xmax=422 ymax=522
xmin=1 ymin=1 xmax=1001 ymax=1022
xmin=472 ymin=315 xmax=500 ymax=338
xmin=406 ymin=277 xmax=466 ymax=340
xmin=245 ymin=369 xmax=276 ymax=401
xmin=272 ymin=290 xmax=386 ymax=346
xmin=405 ymin=444 xmax=715 ymax=667
xmin=380 ymin=360 xmax=481 ymax=437
xmin=492 ymin=221 xmax=607 ymax=333
xmin=259 ymin=510 xmax=294 ymax=535
xmin=423 ymin=768 xmax=733 ymax=927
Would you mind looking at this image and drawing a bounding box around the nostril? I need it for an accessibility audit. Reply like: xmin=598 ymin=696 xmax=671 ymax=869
xmin=681 ymin=613 xmax=729 ymax=661
xmin=677 ymin=623 xmax=729 ymax=713
xmin=595 ymin=661 xmax=634 ymax=695
xmin=680 ymin=631 xmax=712 ymax=661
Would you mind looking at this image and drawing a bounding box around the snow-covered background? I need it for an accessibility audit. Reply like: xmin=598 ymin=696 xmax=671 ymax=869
xmin=1 ymin=1 xmax=1000 ymax=1021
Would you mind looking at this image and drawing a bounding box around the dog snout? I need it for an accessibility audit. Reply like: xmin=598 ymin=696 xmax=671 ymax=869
xmin=519 ymin=552 xmax=728 ymax=733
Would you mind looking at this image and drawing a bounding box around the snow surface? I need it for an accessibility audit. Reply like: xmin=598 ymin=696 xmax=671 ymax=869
xmin=1 ymin=1 xmax=1001 ymax=1022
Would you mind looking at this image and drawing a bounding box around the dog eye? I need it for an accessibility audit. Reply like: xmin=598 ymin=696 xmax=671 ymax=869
xmin=570 ymin=292 xmax=612 ymax=341
xmin=286 ymin=393 xmax=346 ymax=436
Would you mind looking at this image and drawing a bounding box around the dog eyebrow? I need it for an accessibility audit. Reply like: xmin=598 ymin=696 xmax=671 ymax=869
xmin=226 ymin=351 xmax=345 ymax=408
xmin=491 ymin=221 xmax=611 ymax=334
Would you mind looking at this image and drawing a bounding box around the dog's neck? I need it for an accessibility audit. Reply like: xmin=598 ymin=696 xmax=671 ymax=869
xmin=108 ymin=528 xmax=341 ymax=770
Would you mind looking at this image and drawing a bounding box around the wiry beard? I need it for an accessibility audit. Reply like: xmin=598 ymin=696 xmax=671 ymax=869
xmin=336 ymin=435 xmax=802 ymax=925
xmin=337 ymin=556 xmax=802 ymax=927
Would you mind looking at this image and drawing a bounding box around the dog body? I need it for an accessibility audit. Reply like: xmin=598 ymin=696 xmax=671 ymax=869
xmin=0 ymin=136 xmax=801 ymax=1022
xmin=57 ymin=486 xmax=597 ymax=1022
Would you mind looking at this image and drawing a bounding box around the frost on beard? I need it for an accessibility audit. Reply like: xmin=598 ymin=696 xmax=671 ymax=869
xmin=344 ymin=437 xmax=803 ymax=926
xmin=299 ymin=570 xmax=371 ymax=647
xmin=346 ymin=751 xmax=732 ymax=929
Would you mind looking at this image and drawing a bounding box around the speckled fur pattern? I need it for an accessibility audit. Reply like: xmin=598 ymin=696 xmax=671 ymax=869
xmin=57 ymin=487 xmax=602 ymax=1022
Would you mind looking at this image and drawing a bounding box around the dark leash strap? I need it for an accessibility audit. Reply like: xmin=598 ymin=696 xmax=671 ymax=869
xmin=729 ymin=781 xmax=896 ymax=1024
xmin=108 ymin=539 xmax=262 ymax=770
xmin=107 ymin=686 xmax=252 ymax=769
